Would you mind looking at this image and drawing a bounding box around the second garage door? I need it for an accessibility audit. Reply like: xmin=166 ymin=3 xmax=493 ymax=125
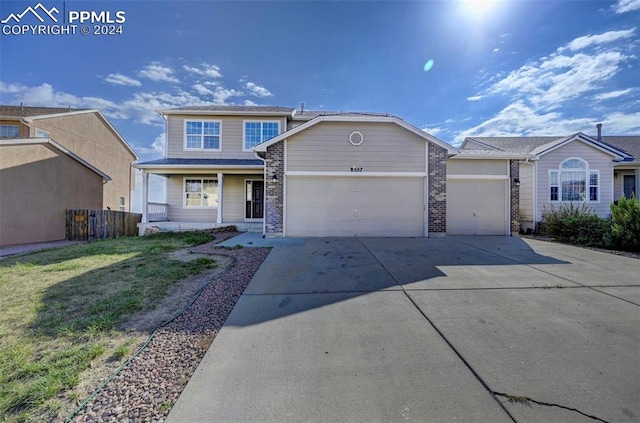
xmin=286 ymin=176 xmax=425 ymax=237
xmin=447 ymin=179 xmax=508 ymax=235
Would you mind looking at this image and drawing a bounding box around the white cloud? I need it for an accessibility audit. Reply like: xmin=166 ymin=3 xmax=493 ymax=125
xmin=134 ymin=133 xmax=165 ymax=155
xmin=560 ymin=28 xmax=636 ymax=52
xmin=488 ymin=51 xmax=628 ymax=109
xmin=603 ymin=111 xmax=640 ymax=132
xmin=467 ymin=95 xmax=483 ymax=101
xmin=613 ymin=0 xmax=640 ymax=13
xmin=103 ymin=73 xmax=142 ymax=87
xmin=245 ymin=82 xmax=273 ymax=97
xmin=492 ymin=48 xmax=499 ymax=53
xmin=192 ymin=83 xmax=213 ymax=95
xmin=421 ymin=126 xmax=443 ymax=136
xmin=183 ymin=64 xmax=223 ymax=78
xmin=456 ymin=102 xmax=595 ymax=142
xmin=138 ymin=62 xmax=179 ymax=83
xmin=244 ymin=99 xmax=258 ymax=106
xmin=594 ymin=88 xmax=633 ymax=100
xmin=212 ymin=86 xmax=243 ymax=104
xmin=0 ymin=82 xmax=118 ymax=111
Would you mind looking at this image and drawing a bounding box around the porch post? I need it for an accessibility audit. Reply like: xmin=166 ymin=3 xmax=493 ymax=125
xmin=217 ymin=172 xmax=223 ymax=224
xmin=142 ymin=170 xmax=149 ymax=223
xmin=636 ymin=169 xmax=639 ymax=199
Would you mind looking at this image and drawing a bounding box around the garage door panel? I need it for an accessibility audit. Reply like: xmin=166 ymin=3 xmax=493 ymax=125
xmin=447 ymin=179 xmax=507 ymax=236
xmin=286 ymin=176 xmax=424 ymax=237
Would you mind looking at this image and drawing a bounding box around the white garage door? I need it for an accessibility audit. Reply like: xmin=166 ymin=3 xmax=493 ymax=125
xmin=286 ymin=176 xmax=425 ymax=237
xmin=447 ymin=179 xmax=507 ymax=235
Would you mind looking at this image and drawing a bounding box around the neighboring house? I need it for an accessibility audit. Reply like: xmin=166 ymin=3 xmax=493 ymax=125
xmin=0 ymin=138 xmax=109 ymax=246
xmin=0 ymin=105 xmax=138 ymax=246
xmin=0 ymin=105 xmax=139 ymax=212
xmin=137 ymin=105 xmax=522 ymax=237
xmin=461 ymin=127 xmax=638 ymax=232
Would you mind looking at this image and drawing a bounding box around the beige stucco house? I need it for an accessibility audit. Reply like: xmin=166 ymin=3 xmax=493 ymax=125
xmin=0 ymin=105 xmax=138 ymax=246
xmin=136 ymin=105 xmax=521 ymax=237
xmin=461 ymin=128 xmax=638 ymax=232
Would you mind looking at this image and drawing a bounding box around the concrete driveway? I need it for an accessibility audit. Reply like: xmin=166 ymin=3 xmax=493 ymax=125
xmin=167 ymin=236 xmax=640 ymax=423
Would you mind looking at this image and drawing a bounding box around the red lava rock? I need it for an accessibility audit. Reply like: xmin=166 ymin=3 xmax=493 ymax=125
xmin=70 ymin=238 xmax=270 ymax=423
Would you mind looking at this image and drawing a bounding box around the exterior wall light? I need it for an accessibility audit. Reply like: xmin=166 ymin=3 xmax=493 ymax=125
xmin=513 ymin=178 xmax=520 ymax=187
xmin=272 ymin=174 xmax=278 ymax=184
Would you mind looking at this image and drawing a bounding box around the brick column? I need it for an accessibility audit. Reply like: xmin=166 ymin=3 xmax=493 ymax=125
xmin=264 ymin=142 xmax=284 ymax=238
xmin=428 ymin=144 xmax=447 ymax=236
xmin=510 ymin=160 xmax=520 ymax=236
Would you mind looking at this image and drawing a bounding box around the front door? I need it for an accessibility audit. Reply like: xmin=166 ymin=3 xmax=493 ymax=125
xmin=245 ymin=180 xmax=264 ymax=219
xmin=623 ymin=175 xmax=636 ymax=199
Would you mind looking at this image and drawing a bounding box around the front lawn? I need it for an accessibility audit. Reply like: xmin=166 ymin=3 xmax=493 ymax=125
xmin=0 ymin=232 xmax=219 ymax=423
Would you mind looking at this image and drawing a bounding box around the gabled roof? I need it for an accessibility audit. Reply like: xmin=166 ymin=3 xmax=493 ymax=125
xmin=0 ymin=105 xmax=139 ymax=160
xmin=135 ymin=158 xmax=264 ymax=169
xmin=463 ymin=133 xmax=635 ymax=162
xmin=603 ymin=136 xmax=640 ymax=165
xmin=253 ymin=114 xmax=459 ymax=155
xmin=0 ymin=105 xmax=87 ymax=118
xmin=157 ymin=105 xmax=295 ymax=116
xmin=0 ymin=138 xmax=111 ymax=181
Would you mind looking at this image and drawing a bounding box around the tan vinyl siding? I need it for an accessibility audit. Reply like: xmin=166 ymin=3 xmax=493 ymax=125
xmin=519 ymin=163 xmax=534 ymax=221
xmin=221 ymin=174 xmax=263 ymax=222
xmin=286 ymin=122 xmax=426 ymax=173
xmin=166 ymin=115 xmax=287 ymax=159
xmin=166 ymin=175 xmax=218 ymax=222
xmin=33 ymin=113 xmax=136 ymax=211
xmin=447 ymin=159 xmax=508 ymax=176
xmin=536 ymin=142 xmax=615 ymax=221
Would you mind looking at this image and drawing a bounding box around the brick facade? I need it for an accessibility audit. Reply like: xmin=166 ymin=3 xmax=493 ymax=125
xmin=510 ymin=159 xmax=520 ymax=235
xmin=264 ymin=142 xmax=285 ymax=238
xmin=428 ymin=144 xmax=447 ymax=235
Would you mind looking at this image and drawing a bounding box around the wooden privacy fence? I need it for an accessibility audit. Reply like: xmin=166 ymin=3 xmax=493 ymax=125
xmin=66 ymin=209 xmax=142 ymax=241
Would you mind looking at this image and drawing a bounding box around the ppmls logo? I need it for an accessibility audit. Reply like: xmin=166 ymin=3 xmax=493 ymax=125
xmin=1 ymin=2 xmax=126 ymax=36
xmin=1 ymin=3 xmax=59 ymax=24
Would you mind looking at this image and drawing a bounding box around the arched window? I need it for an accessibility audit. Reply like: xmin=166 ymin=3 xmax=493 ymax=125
xmin=549 ymin=158 xmax=598 ymax=202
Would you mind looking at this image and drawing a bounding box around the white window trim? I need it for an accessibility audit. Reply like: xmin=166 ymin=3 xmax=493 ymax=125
xmin=183 ymin=177 xmax=219 ymax=209
xmin=242 ymin=120 xmax=280 ymax=152
xmin=548 ymin=157 xmax=600 ymax=203
xmin=183 ymin=120 xmax=222 ymax=151
xmin=35 ymin=128 xmax=50 ymax=138
xmin=244 ymin=179 xmax=265 ymax=222
xmin=119 ymin=196 xmax=126 ymax=212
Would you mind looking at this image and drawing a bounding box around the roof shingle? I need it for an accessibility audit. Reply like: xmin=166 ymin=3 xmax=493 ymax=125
xmin=0 ymin=105 xmax=86 ymax=118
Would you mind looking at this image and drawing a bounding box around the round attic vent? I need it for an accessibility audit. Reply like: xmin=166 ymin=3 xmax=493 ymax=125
xmin=349 ymin=131 xmax=364 ymax=146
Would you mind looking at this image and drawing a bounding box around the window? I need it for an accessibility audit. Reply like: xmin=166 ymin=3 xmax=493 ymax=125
xmin=184 ymin=120 xmax=221 ymax=150
xmin=0 ymin=125 xmax=20 ymax=138
xmin=119 ymin=196 xmax=126 ymax=212
xmin=549 ymin=158 xmax=598 ymax=202
xmin=184 ymin=178 xmax=218 ymax=208
xmin=243 ymin=121 xmax=280 ymax=150
xmin=35 ymin=129 xmax=50 ymax=138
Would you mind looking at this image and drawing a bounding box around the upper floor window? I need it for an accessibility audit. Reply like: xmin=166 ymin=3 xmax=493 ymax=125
xmin=243 ymin=121 xmax=280 ymax=151
xmin=0 ymin=125 xmax=20 ymax=138
xmin=549 ymin=158 xmax=599 ymax=202
xmin=35 ymin=129 xmax=50 ymax=138
xmin=184 ymin=120 xmax=221 ymax=150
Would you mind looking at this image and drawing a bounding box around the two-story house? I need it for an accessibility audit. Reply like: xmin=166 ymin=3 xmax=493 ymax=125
xmin=0 ymin=105 xmax=138 ymax=246
xmin=136 ymin=105 xmax=525 ymax=238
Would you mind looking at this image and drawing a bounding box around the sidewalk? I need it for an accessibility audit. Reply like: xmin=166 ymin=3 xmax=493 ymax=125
xmin=0 ymin=240 xmax=79 ymax=258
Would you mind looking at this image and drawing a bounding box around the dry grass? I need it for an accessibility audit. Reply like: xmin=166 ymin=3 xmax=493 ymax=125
xmin=0 ymin=231 xmax=221 ymax=423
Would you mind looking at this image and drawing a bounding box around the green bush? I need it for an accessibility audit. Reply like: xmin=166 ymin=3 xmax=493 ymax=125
xmin=541 ymin=203 xmax=611 ymax=247
xmin=610 ymin=196 xmax=640 ymax=251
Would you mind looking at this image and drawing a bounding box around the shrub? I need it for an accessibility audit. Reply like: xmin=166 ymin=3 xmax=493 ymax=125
xmin=610 ymin=196 xmax=640 ymax=251
xmin=541 ymin=203 xmax=611 ymax=247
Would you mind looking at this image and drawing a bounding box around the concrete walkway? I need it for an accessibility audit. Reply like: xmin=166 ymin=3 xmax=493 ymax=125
xmin=167 ymin=236 xmax=640 ymax=423
xmin=216 ymin=232 xmax=305 ymax=248
xmin=0 ymin=240 xmax=78 ymax=258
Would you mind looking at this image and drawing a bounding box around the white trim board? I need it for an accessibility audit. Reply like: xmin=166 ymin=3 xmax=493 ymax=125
xmin=286 ymin=171 xmax=427 ymax=177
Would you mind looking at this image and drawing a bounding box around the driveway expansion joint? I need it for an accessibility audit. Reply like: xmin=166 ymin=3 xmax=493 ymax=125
xmin=494 ymin=392 xmax=610 ymax=423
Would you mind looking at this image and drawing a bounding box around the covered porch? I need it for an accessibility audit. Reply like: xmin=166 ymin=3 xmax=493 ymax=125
xmin=135 ymin=158 xmax=266 ymax=236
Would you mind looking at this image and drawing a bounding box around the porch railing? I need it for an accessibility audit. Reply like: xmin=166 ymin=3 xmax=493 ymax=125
xmin=147 ymin=202 xmax=168 ymax=222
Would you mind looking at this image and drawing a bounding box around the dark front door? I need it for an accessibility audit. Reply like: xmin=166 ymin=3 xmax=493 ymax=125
xmin=623 ymin=175 xmax=635 ymax=199
xmin=246 ymin=180 xmax=264 ymax=219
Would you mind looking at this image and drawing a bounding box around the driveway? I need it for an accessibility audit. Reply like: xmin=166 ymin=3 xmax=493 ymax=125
xmin=167 ymin=236 xmax=640 ymax=423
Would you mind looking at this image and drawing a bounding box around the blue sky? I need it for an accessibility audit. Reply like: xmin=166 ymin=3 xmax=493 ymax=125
xmin=1 ymin=0 xmax=639 ymax=163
